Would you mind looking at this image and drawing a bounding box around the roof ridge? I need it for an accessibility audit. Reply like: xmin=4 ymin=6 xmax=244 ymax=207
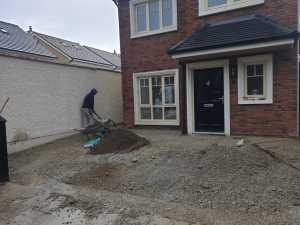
xmin=207 ymin=14 xmax=293 ymax=34
xmin=169 ymin=27 xmax=206 ymax=52
xmin=254 ymin=14 xmax=293 ymax=33
xmin=208 ymin=15 xmax=256 ymax=27
xmin=32 ymin=31 xmax=81 ymax=45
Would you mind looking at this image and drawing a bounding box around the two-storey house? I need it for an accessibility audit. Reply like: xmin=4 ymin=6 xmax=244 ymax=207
xmin=114 ymin=0 xmax=299 ymax=137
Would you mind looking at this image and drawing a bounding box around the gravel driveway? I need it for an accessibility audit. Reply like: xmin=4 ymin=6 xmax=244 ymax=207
xmin=1 ymin=129 xmax=300 ymax=225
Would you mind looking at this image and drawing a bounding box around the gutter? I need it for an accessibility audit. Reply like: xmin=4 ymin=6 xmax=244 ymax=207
xmin=171 ymin=38 xmax=295 ymax=59
xmin=0 ymin=48 xmax=57 ymax=62
xmin=71 ymin=58 xmax=117 ymax=71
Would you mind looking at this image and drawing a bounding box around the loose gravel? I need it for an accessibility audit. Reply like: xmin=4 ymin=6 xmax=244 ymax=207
xmin=4 ymin=129 xmax=300 ymax=224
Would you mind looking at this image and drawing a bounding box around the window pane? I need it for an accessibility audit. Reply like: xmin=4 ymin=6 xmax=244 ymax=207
xmin=140 ymin=87 xmax=150 ymax=104
xmin=162 ymin=0 xmax=173 ymax=27
xmin=140 ymin=79 xmax=150 ymax=104
xmin=247 ymin=65 xmax=255 ymax=77
xmin=144 ymin=79 xmax=149 ymax=86
xmin=152 ymin=77 xmax=162 ymax=105
xmin=136 ymin=4 xmax=147 ymax=32
xmin=247 ymin=76 xmax=264 ymax=96
xmin=153 ymin=107 xmax=163 ymax=119
xmin=164 ymin=107 xmax=176 ymax=120
xmin=164 ymin=76 xmax=174 ymax=85
xmin=165 ymin=86 xmax=175 ymax=104
xmin=164 ymin=76 xmax=175 ymax=104
xmin=256 ymin=64 xmax=264 ymax=75
xmin=149 ymin=0 xmax=160 ymax=31
xmin=208 ymin=0 xmax=227 ymax=7
xmin=140 ymin=107 xmax=151 ymax=119
xmin=169 ymin=76 xmax=174 ymax=84
xmin=152 ymin=76 xmax=161 ymax=86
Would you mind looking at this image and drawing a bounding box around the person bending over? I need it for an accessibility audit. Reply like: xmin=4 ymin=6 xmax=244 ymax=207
xmin=81 ymin=88 xmax=98 ymax=128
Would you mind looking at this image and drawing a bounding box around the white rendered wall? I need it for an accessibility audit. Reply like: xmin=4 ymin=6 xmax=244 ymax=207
xmin=0 ymin=55 xmax=122 ymax=153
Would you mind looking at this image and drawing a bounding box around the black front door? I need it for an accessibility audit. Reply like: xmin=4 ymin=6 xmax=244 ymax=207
xmin=194 ymin=68 xmax=224 ymax=133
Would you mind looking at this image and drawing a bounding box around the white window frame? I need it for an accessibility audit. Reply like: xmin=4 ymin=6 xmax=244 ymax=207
xmin=238 ymin=54 xmax=273 ymax=105
xmin=244 ymin=63 xmax=265 ymax=99
xmin=133 ymin=69 xmax=180 ymax=125
xmin=186 ymin=60 xmax=231 ymax=136
xmin=130 ymin=0 xmax=178 ymax=39
xmin=198 ymin=0 xmax=264 ymax=17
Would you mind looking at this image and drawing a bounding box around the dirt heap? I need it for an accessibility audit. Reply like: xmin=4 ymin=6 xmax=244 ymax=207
xmin=90 ymin=128 xmax=149 ymax=155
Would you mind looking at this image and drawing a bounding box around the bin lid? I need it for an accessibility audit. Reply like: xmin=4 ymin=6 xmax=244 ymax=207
xmin=0 ymin=115 xmax=6 ymax=122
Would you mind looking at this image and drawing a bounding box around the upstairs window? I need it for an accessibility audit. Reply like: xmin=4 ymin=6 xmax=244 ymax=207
xmin=130 ymin=0 xmax=177 ymax=38
xmin=136 ymin=4 xmax=147 ymax=32
xmin=199 ymin=0 xmax=264 ymax=16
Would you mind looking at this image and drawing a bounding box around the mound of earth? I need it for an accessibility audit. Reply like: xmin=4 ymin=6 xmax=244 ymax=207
xmin=90 ymin=128 xmax=149 ymax=155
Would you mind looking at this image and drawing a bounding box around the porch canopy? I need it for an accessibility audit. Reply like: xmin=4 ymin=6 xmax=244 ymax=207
xmin=168 ymin=15 xmax=297 ymax=60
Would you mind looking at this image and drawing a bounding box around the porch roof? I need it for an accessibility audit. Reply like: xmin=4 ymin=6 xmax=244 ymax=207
xmin=168 ymin=15 xmax=296 ymax=58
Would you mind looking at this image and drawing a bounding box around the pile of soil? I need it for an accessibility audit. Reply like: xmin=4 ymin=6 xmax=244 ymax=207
xmin=90 ymin=128 xmax=149 ymax=155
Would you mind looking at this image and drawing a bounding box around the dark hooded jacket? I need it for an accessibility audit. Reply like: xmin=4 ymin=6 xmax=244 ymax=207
xmin=82 ymin=89 xmax=98 ymax=110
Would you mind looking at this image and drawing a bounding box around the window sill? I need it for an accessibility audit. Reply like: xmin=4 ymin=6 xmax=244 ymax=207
xmin=198 ymin=0 xmax=264 ymax=17
xmin=135 ymin=120 xmax=180 ymax=126
xmin=238 ymin=98 xmax=273 ymax=105
xmin=131 ymin=26 xmax=177 ymax=39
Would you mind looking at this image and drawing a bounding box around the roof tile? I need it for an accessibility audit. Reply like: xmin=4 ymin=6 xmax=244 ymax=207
xmin=169 ymin=15 xmax=296 ymax=55
xmin=0 ymin=21 xmax=55 ymax=58
xmin=34 ymin=32 xmax=117 ymax=67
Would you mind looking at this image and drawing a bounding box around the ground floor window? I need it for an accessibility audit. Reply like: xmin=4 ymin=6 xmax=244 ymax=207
xmin=133 ymin=69 xmax=179 ymax=125
xmin=237 ymin=54 xmax=273 ymax=104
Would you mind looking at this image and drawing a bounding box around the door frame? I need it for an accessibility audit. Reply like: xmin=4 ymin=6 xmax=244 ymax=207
xmin=186 ymin=59 xmax=230 ymax=135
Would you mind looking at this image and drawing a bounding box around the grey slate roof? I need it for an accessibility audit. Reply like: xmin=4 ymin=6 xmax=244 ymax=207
xmin=169 ymin=15 xmax=296 ymax=55
xmin=0 ymin=21 xmax=55 ymax=58
xmin=85 ymin=46 xmax=121 ymax=69
xmin=34 ymin=32 xmax=116 ymax=66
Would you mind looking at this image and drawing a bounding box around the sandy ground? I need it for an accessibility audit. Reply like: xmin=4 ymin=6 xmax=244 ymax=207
xmin=1 ymin=129 xmax=300 ymax=225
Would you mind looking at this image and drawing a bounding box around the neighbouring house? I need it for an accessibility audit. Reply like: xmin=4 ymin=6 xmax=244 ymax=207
xmin=0 ymin=20 xmax=122 ymax=153
xmin=114 ymin=0 xmax=299 ymax=137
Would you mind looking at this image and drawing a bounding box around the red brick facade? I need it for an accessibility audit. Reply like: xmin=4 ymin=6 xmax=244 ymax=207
xmin=118 ymin=0 xmax=299 ymax=137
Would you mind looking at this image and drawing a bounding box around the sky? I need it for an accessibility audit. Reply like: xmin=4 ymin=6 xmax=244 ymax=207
xmin=1 ymin=0 xmax=120 ymax=53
